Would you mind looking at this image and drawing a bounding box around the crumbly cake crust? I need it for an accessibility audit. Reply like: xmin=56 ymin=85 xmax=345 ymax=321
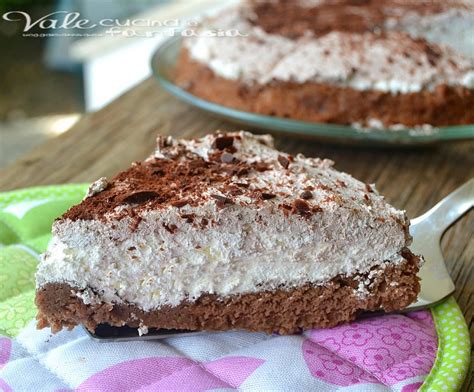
xmin=36 ymin=250 xmax=420 ymax=335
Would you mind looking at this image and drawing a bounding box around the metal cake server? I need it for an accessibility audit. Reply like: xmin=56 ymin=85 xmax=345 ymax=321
xmin=85 ymin=178 xmax=474 ymax=342
xmin=405 ymin=177 xmax=473 ymax=310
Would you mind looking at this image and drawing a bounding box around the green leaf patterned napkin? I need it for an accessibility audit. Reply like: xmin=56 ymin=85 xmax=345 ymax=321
xmin=0 ymin=184 xmax=88 ymax=336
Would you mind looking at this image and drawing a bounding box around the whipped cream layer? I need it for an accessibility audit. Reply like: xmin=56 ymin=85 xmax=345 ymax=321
xmin=184 ymin=3 xmax=474 ymax=93
xmin=37 ymin=132 xmax=411 ymax=311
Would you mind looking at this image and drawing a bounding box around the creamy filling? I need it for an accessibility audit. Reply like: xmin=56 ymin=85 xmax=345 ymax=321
xmin=37 ymin=201 xmax=407 ymax=311
xmin=184 ymin=6 xmax=474 ymax=93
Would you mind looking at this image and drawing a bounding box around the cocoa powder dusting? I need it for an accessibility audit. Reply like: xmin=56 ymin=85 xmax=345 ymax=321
xmin=62 ymin=144 xmax=255 ymax=221
xmin=249 ymin=0 xmax=454 ymax=39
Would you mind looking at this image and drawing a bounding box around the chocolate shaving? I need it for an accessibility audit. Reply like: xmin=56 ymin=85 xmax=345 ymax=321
xmin=254 ymin=162 xmax=270 ymax=172
xmin=211 ymin=194 xmax=234 ymax=207
xmin=425 ymin=45 xmax=441 ymax=66
xmin=278 ymin=155 xmax=290 ymax=169
xmin=123 ymin=191 xmax=158 ymax=204
xmin=171 ymin=199 xmax=188 ymax=208
xmin=129 ymin=216 xmax=142 ymax=231
xmin=227 ymin=186 xmax=244 ymax=196
xmin=364 ymin=194 xmax=373 ymax=206
xmin=235 ymin=167 xmax=250 ymax=177
xmin=293 ymin=199 xmax=312 ymax=217
xmin=163 ymin=223 xmax=177 ymax=234
xmin=300 ymin=190 xmax=313 ymax=200
xmin=317 ymin=183 xmax=332 ymax=191
xmin=323 ymin=195 xmax=336 ymax=203
xmin=336 ymin=180 xmax=347 ymax=188
xmin=261 ymin=192 xmax=276 ymax=200
xmin=279 ymin=203 xmax=292 ymax=217
xmin=181 ymin=213 xmax=195 ymax=223
xmin=213 ymin=136 xmax=234 ymax=150
xmin=365 ymin=184 xmax=373 ymax=193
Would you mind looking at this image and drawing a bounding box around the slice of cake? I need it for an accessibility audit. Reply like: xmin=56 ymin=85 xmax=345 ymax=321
xmin=175 ymin=0 xmax=474 ymax=129
xmin=35 ymin=131 xmax=421 ymax=335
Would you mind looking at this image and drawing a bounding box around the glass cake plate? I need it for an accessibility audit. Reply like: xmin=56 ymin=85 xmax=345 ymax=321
xmin=151 ymin=36 xmax=474 ymax=145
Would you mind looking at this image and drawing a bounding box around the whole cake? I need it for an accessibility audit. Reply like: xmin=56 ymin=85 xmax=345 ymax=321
xmin=36 ymin=131 xmax=422 ymax=335
xmin=175 ymin=0 xmax=474 ymax=129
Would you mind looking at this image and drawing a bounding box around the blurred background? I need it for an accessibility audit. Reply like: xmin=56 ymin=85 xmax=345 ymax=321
xmin=0 ymin=0 xmax=232 ymax=167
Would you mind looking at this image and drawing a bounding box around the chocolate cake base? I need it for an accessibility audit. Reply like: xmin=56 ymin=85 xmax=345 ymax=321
xmin=175 ymin=49 xmax=474 ymax=128
xmin=36 ymin=251 xmax=420 ymax=335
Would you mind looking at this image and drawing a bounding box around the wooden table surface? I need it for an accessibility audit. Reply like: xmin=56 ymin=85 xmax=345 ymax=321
xmin=0 ymin=79 xmax=472 ymax=390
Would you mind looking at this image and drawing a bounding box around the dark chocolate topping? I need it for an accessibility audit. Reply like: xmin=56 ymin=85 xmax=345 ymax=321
xmin=213 ymin=136 xmax=234 ymax=150
xmin=211 ymin=194 xmax=235 ymax=207
xmin=300 ymin=190 xmax=313 ymax=200
xmin=261 ymin=192 xmax=276 ymax=200
xmin=277 ymin=155 xmax=290 ymax=169
xmin=293 ymin=199 xmax=312 ymax=217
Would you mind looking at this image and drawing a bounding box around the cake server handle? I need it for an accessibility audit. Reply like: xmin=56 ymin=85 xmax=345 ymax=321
xmin=407 ymin=178 xmax=473 ymax=310
xmin=410 ymin=177 xmax=474 ymax=241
